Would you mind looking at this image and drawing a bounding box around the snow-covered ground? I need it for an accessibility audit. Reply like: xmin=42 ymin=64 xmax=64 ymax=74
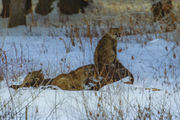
xmin=0 ymin=32 xmax=180 ymax=119
xmin=0 ymin=0 xmax=180 ymax=119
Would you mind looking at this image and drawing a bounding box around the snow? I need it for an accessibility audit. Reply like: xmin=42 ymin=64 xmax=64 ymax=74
xmin=0 ymin=32 xmax=180 ymax=119
xmin=0 ymin=0 xmax=180 ymax=119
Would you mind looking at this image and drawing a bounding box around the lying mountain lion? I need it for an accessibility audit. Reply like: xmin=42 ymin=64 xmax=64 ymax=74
xmin=10 ymin=64 xmax=95 ymax=90
xmin=50 ymin=64 xmax=95 ymax=90
xmin=9 ymin=70 xmax=49 ymax=89
xmin=9 ymin=63 xmax=134 ymax=91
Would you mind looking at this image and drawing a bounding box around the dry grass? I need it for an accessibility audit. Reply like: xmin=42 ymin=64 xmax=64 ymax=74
xmin=0 ymin=0 xmax=180 ymax=119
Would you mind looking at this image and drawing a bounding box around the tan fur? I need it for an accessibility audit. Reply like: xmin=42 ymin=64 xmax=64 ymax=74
xmin=94 ymin=28 xmax=125 ymax=77
xmin=109 ymin=27 xmax=124 ymax=38
xmin=10 ymin=70 xmax=45 ymax=89
xmin=94 ymin=33 xmax=117 ymax=76
xmin=94 ymin=28 xmax=123 ymax=69
xmin=51 ymin=64 xmax=95 ymax=90
xmin=90 ymin=60 xmax=134 ymax=90
xmin=93 ymin=28 xmax=134 ymax=90
xmin=9 ymin=65 xmax=95 ymax=90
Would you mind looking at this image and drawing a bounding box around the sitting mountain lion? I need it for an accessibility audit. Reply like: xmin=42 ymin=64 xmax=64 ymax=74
xmin=93 ymin=28 xmax=134 ymax=89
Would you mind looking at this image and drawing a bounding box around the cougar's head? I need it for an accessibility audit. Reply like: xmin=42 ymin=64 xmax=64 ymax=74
xmin=25 ymin=69 xmax=44 ymax=82
xmin=108 ymin=27 xmax=123 ymax=39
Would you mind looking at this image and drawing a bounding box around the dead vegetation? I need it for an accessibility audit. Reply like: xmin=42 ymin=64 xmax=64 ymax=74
xmin=8 ymin=27 xmax=136 ymax=91
xmin=0 ymin=0 xmax=180 ymax=119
